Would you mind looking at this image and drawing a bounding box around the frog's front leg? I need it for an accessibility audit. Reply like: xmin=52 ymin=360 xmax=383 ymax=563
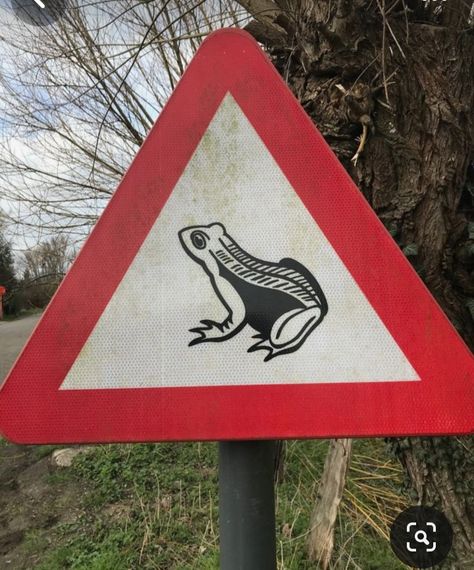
xmin=189 ymin=276 xmax=246 ymax=345
xmin=249 ymin=306 xmax=323 ymax=361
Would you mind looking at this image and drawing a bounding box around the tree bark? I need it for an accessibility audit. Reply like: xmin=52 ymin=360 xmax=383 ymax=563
xmin=391 ymin=437 xmax=474 ymax=568
xmin=238 ymin=0 xmax=474 ymax=565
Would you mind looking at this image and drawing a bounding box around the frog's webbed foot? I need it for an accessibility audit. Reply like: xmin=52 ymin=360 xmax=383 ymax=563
xmin=189 ymin=317 xmax=244 ymax=345
xmin=247 ymin=334 xmax=277 ymax=362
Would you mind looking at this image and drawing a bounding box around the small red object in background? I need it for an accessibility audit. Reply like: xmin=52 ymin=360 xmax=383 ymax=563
xmin=0 ymin=286 xmax=6 ymax=320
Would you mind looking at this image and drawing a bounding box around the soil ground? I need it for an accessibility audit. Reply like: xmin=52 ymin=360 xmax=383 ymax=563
xmin=0 ymin=314 xmax=87 ymax=569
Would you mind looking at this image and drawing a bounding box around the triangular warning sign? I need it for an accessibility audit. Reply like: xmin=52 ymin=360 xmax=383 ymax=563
xmin=0 ymin=30 xmax=472 ymax=443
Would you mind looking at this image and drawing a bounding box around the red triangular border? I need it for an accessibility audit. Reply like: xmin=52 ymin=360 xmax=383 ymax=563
xmin=0 ymin=29 xmax=472 ymax=443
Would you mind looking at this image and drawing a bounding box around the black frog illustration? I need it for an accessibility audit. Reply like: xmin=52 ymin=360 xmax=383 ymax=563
xmin=179 ymin=222 xmax=328 ymax=361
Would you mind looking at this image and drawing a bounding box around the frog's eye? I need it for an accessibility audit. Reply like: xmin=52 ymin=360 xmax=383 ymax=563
xmin=191 ymin=231 xmax=208 ymax=250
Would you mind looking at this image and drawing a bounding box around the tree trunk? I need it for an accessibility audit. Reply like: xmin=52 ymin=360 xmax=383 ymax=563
xmin=238 ymin=0 xmax=474 ymax=565
xmin=391 ymin=436 xmax=474 ymax=568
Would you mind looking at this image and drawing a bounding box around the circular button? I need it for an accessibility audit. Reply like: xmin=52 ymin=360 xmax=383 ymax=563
xmin=390 ymin=506 xmax=453 ymax=568
xmin=10 ymin=0 xmax=67 ymax=27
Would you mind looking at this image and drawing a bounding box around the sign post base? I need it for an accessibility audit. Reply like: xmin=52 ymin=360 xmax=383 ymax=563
xmin=218 ymin=440 xmax=277 ymax=570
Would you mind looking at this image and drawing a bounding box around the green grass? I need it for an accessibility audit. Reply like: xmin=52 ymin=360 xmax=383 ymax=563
xmin=27 ymin=439 xmax=407 ymax=569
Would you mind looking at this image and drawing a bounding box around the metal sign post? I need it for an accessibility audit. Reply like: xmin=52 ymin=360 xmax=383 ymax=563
xmin=219 ymin=440 xmax=277 ymax=570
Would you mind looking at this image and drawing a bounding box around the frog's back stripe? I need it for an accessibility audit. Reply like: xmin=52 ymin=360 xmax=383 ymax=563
xmin=214 ymin=238 xmax=327 ymax=311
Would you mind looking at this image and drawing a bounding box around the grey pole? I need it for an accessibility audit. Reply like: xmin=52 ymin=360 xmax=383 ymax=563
xmin=219 ymin=440 xmax=277 ymax=570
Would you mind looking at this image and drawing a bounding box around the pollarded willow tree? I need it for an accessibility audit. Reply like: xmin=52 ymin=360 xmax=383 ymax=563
xmin=235 ymin=0 xmax=474 ymax=565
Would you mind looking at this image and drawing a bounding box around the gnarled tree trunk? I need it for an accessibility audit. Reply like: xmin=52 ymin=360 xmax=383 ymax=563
xmin=238 ymin=0 xmax=474 ymax=565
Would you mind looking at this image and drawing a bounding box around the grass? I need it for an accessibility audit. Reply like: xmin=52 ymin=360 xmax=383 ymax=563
xmin=25 ymin=438 xmax=408 ymax=569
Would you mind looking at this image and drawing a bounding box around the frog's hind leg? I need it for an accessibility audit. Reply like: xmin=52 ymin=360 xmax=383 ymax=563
xmin=248 ymin=306 xmax=323 ymax=361
xmin=279 ymin=257 xmax=328 ymax=316
xmin=271 ymin=306 xmax=323 ymax=348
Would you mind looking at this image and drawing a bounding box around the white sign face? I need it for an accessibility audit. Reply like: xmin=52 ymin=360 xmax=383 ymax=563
xmin=61 ymin=94 xmax=418 ymax=390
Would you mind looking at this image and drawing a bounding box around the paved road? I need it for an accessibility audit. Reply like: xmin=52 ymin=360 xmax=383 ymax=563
xmin=0 ymin=314 xmax=42 ymax=383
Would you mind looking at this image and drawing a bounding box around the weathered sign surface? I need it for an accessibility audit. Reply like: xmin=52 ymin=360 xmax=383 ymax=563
xmin=0 ymin=29 xmax=472 ymax=443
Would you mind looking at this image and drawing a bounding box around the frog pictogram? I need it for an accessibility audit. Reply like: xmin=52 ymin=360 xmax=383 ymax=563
xmin=179 ymin=223 xmax=328 ymax=361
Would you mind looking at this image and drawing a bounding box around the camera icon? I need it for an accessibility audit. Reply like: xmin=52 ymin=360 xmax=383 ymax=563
xmin=406 ymin=522 xmax=437 ymax=553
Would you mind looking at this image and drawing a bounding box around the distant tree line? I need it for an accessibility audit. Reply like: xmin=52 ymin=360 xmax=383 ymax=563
xmin=0 ymin=228 xmax=18 ymax=315
xmin=0 ymin=226 xmax=74 ymax=316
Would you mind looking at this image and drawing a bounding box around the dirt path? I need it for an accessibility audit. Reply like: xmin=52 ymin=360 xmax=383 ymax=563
xmin=0 ymin=314 xmax=89 ymax=569
xmin=0 ymin=314 xmax=42 ymax=383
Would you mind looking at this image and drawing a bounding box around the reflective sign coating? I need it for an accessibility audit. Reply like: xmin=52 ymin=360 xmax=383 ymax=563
xmin=0 ymin=29 xmax=472 ymax=443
